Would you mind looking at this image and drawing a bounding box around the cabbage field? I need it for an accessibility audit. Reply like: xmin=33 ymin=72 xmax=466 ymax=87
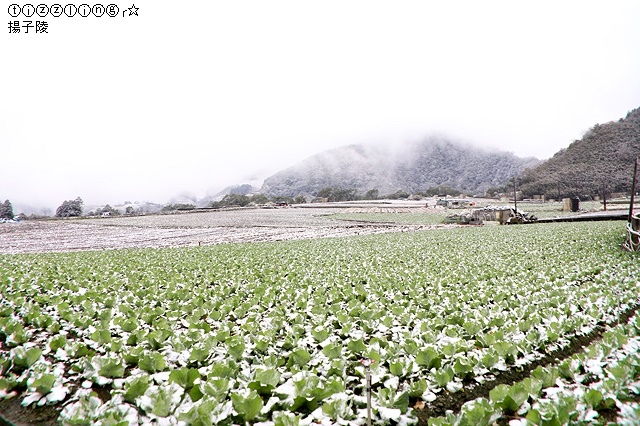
xmin=1 ymin=220 xmax=639 ymax=425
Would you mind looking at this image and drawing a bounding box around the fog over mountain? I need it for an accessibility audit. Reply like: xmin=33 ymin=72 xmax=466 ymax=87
xmin=196 ymin=184 xmax=261 ymax=208
xmin=260 ymin=137 xmax=539 ymax=198
xmin=3 ymin=2 xmax=639 ymax=214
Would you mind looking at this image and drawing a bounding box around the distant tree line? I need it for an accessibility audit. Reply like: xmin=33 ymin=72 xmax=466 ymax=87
xmin=55 ymin=198 xmax=139 ymax=218
xmin=310 ymin=186 xmax=466 ymax=202
xmin=313 ymin=188 xmax=410 ymax=202
xmin=1 ymin=200 xmax=14 ymax=219
xmin=55 ymin=197 xmax=84 ymax=218
xmin=86 ymin=204 xmax=125 ymax=216
xmin=161 ymin=203 xmax=197 ymax=212
xmin=416 ymin=185 xmax=462 ymax=197
xmin=208 ymin=193 xmax=306 ymax=209
xmin=0 ymin=201 xmax=33 ymax=221
xmin=315 ymin=187 xmax=358 ymax=202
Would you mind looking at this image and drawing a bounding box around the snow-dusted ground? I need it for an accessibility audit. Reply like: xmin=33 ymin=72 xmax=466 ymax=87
xmin=0 ymin=206 xmax=448 ymax=254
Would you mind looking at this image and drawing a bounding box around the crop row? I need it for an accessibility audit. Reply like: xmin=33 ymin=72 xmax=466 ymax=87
xmin=1 ymin=221 xmax=638 ymax=425
xmin=429 ymin=311 xmax=640 ymax=425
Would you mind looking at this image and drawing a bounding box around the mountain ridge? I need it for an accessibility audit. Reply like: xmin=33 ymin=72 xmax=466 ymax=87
xmin=260 ymin=137 xmax=539 ymax=198
xmin=518 ymin=107 xmax=640 ymax=199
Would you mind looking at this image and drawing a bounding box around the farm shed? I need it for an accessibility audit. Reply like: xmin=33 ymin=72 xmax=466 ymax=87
xmin=469 ymin=206 xmax=510 ymax=223
xmin=437 ymin=198 xmax=474 ymax=208
xmin=468 ymin=206 xmax=537 ymax=225
xmin=562 ymin=198 xmax=580 ymax=212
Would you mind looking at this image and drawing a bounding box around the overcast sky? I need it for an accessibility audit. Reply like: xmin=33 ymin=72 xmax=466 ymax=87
xmin=2 ymin=0 xmax=640 ymax=211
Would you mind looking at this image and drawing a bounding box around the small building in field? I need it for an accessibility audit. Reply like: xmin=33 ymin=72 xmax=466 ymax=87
xmin=437 ymin=198 xmax=474 ymax=208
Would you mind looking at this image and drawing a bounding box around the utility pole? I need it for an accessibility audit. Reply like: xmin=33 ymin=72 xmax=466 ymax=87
xmin=360 ymin=359 xmax=374 ymax=426
xmin=513 ymin=176 xmax=518 ymax=212
xmin=629 ymin=157 xmax=639 ymax=223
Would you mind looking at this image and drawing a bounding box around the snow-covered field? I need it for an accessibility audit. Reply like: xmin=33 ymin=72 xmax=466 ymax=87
xmin=0 ymin=207 xmax=448 ymax=254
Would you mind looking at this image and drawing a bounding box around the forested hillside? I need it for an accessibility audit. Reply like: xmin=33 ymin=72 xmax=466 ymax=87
xmin=519 ymin=108 xmax=640 ymax=199
xmin=260 ymin=138 xmax=539 ymax=198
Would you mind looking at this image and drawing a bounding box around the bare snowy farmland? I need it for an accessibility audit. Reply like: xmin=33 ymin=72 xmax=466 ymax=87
xmin=0 ymin=207 xmax=448 ymax=254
